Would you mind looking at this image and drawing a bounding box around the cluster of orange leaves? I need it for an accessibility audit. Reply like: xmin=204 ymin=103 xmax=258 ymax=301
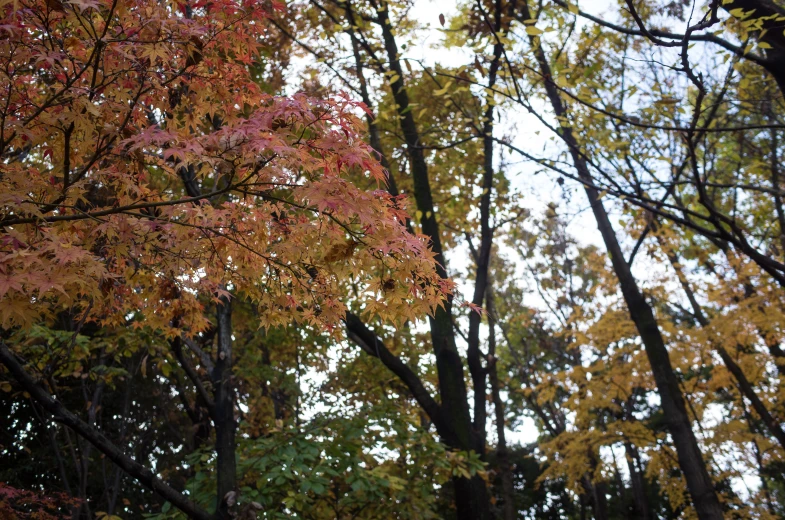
xmin=0 ymin=0 xmax=450 ymax=334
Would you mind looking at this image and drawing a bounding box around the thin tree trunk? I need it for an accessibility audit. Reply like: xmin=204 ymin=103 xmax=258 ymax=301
xmin=371 ymin=2 xmax=490 ymax=516
xmin=583 ymin=454 xmax=608 ymax=520
xmin=624 ymin=440 xmax=652 ymax=520
xmin=488 ymin=282 xmax=600 ymax=516
xmin=214 ymin=295 xmax=236 ymax=519
xmin=73 ymin=355 xmax=107 ymax=520
xmin=108 ymin=366 xmax=135 ymax=516
xmin=743 ymin=408 xmax=777 ymax=516
xmin=518 ymin=2 xmax=723 ymax=516
xmin=768 ymin=121 xmax=785 ymax=259
xmin=488 ymin=318 xmax=516 ymax=520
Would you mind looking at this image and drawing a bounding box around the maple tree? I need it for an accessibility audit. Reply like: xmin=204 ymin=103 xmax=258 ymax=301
xmin=0 ymin=0 xmax=448 ymax=516
xmin=3 ymin=0 xmax=785 ymax=518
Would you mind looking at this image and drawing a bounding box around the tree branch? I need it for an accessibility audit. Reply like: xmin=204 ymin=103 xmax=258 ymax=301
xmin=171 ymin=337 xmax=215 ymax=414
xmin=0 ymin=342 xmax=213 ymax=520
xmin=343 ymin=312 xmax=451 ymax=441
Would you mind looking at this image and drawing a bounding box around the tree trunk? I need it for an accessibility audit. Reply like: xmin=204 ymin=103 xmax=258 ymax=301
xmin=373 ymin=3 xmax=490 ymax=517
xmin=214 ymin=296 xmax=236 ymax=519
xmin=518 ymin=2 xmax=723 ymax=516
xmin=488 ymin=318 xmax=516 ymax=520
xmin=624 ymin=440 xmax=652 ymax=520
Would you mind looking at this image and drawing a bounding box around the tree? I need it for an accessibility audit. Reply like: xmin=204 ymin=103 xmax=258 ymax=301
xmin=0 ymin=0 xmax=447 ymax=516
xmin=4 ymin=0 xmax=785 ymax=517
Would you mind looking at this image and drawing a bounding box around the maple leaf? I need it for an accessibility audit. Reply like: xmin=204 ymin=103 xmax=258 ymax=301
xmin=0 ymin=273 xmax=23 ymax=299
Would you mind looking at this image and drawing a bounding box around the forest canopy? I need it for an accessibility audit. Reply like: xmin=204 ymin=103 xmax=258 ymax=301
xmin=1 ymin=0 xmax=785 ymax=518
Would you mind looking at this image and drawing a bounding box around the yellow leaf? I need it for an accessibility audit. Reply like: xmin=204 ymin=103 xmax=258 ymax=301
xmin=555 ymin=75 xmax=570 ymax=88
xmin=433 ymin=80 xmax=453 ymax=96
xmin=729 ymin=7 xmax=754 ymax=19
xmin=526 ymin=26 xmax=543 ymax=36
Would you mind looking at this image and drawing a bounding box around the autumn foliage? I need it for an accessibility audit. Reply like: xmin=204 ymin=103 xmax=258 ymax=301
xmin=0 ymin=0 xmax=447 ymax=332
xmin=0 ymin=482 xmax=81 ymax=519
xmin=3 ymin=0 xmax=785 ymax=518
